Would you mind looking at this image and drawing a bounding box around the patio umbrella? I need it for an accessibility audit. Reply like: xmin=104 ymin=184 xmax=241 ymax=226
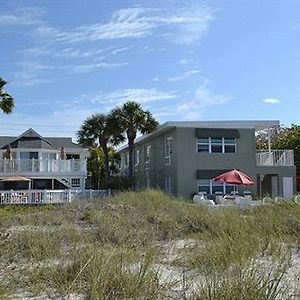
xmin=213 ymin=169 xmax=254 ymax=194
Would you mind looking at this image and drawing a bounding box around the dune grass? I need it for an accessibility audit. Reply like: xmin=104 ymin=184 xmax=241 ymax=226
xmin=0 ymin=189 xmax=299 ymax=299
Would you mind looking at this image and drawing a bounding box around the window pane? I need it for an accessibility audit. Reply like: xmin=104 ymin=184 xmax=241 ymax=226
xmin=211 ymin=138 xmax=222 ymax=144
xmin=225 ymin=145 xmax=236 ymax=153
xmin=198 ymin=179 xmax=210 ymax=185
xmin=197 ymin=138 xmax=209 ymax=144
xmin=198 ymin=186 xmax=210 ymax=194
xmin=198 ymin=145 xmax=209 ymax=153
xmin=212 ymin=185 xmax=224 ymax=193
xmin=224 ymin=138 xmax=236 ymax=144
xmin=211 ymin=145 xmax=222 ymax=153
xmin=225 ymin=184 xmax=235 ymax=194
xmin=20 ymin=152 xmax=29 ymax=159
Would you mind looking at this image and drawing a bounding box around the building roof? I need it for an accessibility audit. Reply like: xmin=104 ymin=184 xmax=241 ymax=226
xmin=0 ymin=128 xmax=84 ymax=150
xmin=117 ymin=120 xmax=280 ymax=152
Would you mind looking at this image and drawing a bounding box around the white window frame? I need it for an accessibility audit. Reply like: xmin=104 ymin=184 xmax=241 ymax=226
xmin=197 ymin=179 xmax=235 ymax=194
xmin=134 ymin=149 xmax=140 ymax=166
xmin=164 ymin=137 xmax=172 ymax=166
xmin=71 ymin=178 xmax=81 ymax=188
xmin=196 ymin=137 xmax=237 ymax=154
xmin=124 ymin=153 xmax=129 ymax=166
xmin=164 ymin=175 xmax=173 ymax=194
xmin=145 ymin=145 xmax=151 ymax=169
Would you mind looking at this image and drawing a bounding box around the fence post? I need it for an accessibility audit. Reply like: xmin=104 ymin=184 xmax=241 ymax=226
xmin=68 ymin=190 xmax=72 ymax=203
xmin=89 ymin=189 xmax=92 ymax=199
xmin=108 ymin=188 xmax=111 ymax=197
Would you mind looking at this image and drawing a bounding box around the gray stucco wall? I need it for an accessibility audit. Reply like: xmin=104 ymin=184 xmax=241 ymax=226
xmin=119 ymin=126 xmax=296 ymax=199
xmin=175 ymin=127 xmax=258 ymax=198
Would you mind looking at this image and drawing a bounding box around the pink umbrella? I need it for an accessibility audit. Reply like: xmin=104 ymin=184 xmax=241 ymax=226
xmin=213 ymin=169 xmax=254 ymax=186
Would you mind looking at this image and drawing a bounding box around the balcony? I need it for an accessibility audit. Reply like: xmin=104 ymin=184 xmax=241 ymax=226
xmin=0 ymin=159 xmax=87 ymax=176
xmin=256 ymin=149 xmax=294 ymax=167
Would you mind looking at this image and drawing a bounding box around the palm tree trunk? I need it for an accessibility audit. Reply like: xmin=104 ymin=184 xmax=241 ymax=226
xmin=101 ymin=143 xmax=110 ymax=187
xmin=128 ymin=137 xmax=134 ymax=185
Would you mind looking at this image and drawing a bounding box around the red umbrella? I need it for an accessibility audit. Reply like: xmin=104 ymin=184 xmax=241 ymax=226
xmin=213 ymin=169 xmax=254 ymax=186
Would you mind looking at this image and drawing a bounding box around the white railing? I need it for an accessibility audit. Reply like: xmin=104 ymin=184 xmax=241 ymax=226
xmin=0 ymin=189 xmax=110 ymax=204
xmin=256 ymin=149 xmax=294 ymax=166
xmin=0 ymin=159 xmax=86 ymax=174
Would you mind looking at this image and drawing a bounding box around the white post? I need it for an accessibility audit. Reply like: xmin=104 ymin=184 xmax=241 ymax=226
xmin=267 ymin=128 xmax=271 ymax=153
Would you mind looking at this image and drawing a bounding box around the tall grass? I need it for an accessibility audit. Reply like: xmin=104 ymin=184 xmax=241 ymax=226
xmin=0 ymin=189 xmax=299 ymax=299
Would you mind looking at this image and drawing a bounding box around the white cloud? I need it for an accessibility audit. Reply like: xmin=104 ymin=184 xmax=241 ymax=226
xmin=111 ymin=46 xmax=132 ymax=55
xmin=34 ymin=6 xmax=213 ymax=45
xmin=14 ymin=61 xmax=54 ymax=86
xmin=179 ymin=59 xmax=191 ymax=65
xmin=263 ymin=97 xmax=280 ymax=104
xmin=152 ymin=76 xmax=160 ymax=82
xmin=0 ymin=107 xmax=94 ymax=139
xmin=64 ymin=61 xmax=128 ymax=74
xmin=168 ymin=69 xmax=201 ymax=82
xmin=81 ymin=88 xmax=177 ymax=107
xmin=0 ymin=7 xmax=44 ymax=26
xmin=176 ymin=81 xmax=231 ymax=120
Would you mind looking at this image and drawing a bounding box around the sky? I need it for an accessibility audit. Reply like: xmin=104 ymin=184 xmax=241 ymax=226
xmin=1 ymin=0 xmax=300 ymax=139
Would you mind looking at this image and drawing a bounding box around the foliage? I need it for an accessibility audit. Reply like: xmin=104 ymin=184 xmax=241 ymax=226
xmin=256 ymin=124 xmax=300 ymax=188
xmin=77 ymin=114 xmax=124 ymax=186
xmin=111 ymin=101 xmax=158 ymax=182
xmin=87 ymin=146 xmax=121 ymax=189
xmin=0 ymin=77 xmax=14 ymax=114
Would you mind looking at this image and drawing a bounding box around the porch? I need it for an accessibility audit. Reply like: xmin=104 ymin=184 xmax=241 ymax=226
xmin=256 ymin=150 xmax=294 ymax=166
xmin=0 ymin=159 xmax=86 ymax=175
xmin=0 ymin=189 xmax=111 ymax=204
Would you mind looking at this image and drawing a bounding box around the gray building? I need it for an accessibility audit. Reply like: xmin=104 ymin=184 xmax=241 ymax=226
xmin=118 ymin=120 xmax=296 ymax=199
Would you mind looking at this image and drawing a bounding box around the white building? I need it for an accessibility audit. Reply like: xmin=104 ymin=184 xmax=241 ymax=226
xmin=0 ymin=128 xmax=88 ymax=190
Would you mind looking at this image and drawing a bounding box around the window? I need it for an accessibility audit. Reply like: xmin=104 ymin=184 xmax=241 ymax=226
xmin=164 ymin=137 xmax=172 ymax=165
xmin=71 ymin=178 xmax=81 ymax=188
xmin=124 ymin=153 xmax=129 ymax=166
xmin=66 ymin=154 xmax=80 ymax=159
xmin=197 ymin=179 xmax=236 ymax=194
xmin=145 ymin=145 xmax=151 ymax=169
xmin=134 ymin=149 xmax=140 ymax=166
xmin=224 ymin=138 xmax=236 ymax=153
xmin=197 ymin=138 xmax=209 ymax=153
xmin=20 ymin=152 xmax=38 ymax=159
xmin=164 ymin=176 xmax=173 ymax=194
xmin=197 ymin=179 xmax=210 ymax=194
xmin=197 ymin=138 xmax=236 ymax=154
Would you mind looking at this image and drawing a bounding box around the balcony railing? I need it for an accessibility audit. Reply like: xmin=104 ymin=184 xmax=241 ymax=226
xmin=0 ymin=159 xmax=86 ymax=174
xmin=256 ymin=149 xmax=294 ymax=166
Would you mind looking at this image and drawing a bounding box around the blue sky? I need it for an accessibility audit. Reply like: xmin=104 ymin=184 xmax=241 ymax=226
xmin=1 ymin=0 xmax=299 ymax=138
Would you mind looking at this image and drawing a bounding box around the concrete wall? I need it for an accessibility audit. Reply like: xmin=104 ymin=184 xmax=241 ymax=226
xmin=119 ymin=126 xmax=296 ymax=199
xmin=175 ymin=127 xmax=258 ymax=198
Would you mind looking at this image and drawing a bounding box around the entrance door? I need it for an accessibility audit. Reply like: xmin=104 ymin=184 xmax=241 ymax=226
xmin=283 ymin=177 xmax=293 ymax=199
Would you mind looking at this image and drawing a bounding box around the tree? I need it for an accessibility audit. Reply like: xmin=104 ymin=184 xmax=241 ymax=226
xmin=77 ymin=114 xmax=124 ymax=186
xmin=86 ymin=146 xmax=121 ymax=189
xmin=256 ymin=124 xmax=300 ymax=180
xmin=0 ymin=77 xmax=14 ymax=114
xmin=111 ymin=101 xmax=158 ymax=183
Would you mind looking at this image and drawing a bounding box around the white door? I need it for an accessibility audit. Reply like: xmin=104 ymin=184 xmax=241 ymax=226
xmin=283 ymin=177 xmax=293 ymax=199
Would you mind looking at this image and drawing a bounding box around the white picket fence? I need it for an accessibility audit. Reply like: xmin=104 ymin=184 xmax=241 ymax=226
xmin=0 ymin=189 xmax=110 ymax=205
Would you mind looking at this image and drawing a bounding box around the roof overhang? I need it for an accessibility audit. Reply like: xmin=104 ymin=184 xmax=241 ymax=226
xmin=117 ymin=120 xmax=280 ymax=152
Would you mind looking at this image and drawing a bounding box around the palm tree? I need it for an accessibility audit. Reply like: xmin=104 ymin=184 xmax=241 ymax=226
xmin=0 ymin=77 xmax=14 ymax=114
xmin=77 ymin=113 xmax=124 ymax=186
xmin=111 ymin=101 xmax=158 ymax=183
